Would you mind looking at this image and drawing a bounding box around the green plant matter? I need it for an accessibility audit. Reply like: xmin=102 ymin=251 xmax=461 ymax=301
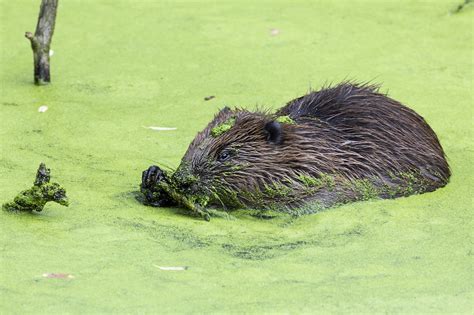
xmin=211 ymin=117 xmax=236 ymax=137
xmin=351 ymin=178 xmax=379 ymax=201
xmin=276 ymin=115 xmax=295 ymax=124
xmin=298 ymin=173 xmax=335 ymax=191
xmin=2 ymin=163 xmax=68 ymax=213
xmin=263 ymin=182 xmax=292 ymax=198
xmin=156 ymin=181 xmax=211 ymax=221
xmin=140 ymin=164 xmax=212 ymax=220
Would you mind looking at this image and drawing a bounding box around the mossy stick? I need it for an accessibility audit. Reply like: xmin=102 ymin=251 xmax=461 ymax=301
xmin=2 ymin=163 xmax=68 ymax=213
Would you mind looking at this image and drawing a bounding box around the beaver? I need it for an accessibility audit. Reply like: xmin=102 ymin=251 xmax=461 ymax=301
xmin=141 ymin=82 xmax=450 ymax=218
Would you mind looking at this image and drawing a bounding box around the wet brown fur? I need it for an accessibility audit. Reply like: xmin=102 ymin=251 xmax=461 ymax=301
xmin=174 ymin=82 xmax=450 ymax=212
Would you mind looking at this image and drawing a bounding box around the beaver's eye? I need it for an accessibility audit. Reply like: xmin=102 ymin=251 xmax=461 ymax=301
xmin=217 ymin=150 xmax=231 ymax=162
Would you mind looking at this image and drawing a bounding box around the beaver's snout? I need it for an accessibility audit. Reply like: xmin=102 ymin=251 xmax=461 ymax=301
xmin=172 ymin=167 xmax=201 ymax=195
xmin=140 ymin=165 xmax=175 ymax=207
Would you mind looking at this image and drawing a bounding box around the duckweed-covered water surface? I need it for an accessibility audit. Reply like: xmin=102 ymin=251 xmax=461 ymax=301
xmin=0 ymin=0 xmax=472 ymax=313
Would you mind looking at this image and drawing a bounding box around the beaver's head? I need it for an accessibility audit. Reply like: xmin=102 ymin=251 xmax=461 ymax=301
xmin=172 ymin=107 xmax=303 ymax=208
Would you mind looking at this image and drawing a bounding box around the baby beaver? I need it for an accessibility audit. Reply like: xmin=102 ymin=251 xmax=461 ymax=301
xmin=141 ymin=82 xmax=450 ymax=219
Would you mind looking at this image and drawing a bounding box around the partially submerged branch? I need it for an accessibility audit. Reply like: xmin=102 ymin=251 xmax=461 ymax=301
xmin=2 ymin=163 xmax=69 ymax=213
xmin=25 ymin=0 xmax=58 ymax=85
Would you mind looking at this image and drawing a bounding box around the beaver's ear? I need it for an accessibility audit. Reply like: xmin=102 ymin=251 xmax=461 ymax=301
xmin=264 ymin=121 xmax=283 ymax=145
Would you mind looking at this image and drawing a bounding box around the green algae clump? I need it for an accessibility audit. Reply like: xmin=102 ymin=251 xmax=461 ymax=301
xmin=211 ymin=117 xmax=236 ymax=137
xmin=2 ymin=163 xmax=69 ymax=213
xmin=276 ymin=115 xmax=295 ymax=125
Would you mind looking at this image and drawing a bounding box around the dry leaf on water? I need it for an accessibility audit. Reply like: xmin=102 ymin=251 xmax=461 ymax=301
xmin=38 ymin=105 xmax=48 ymax=113
xmin=42 ymin=273 xmax=74 ymax=279
xmin=153 ymin=265 xmax=188 ymax=271
xmin=143 ymin=126 xmax=177 ymax=131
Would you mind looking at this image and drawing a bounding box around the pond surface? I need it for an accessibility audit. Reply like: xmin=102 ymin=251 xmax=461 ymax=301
xmin=0 ymin=0 xmax=472 ymax=313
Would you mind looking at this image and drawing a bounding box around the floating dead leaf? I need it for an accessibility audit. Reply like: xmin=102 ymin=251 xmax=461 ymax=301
xmin=38 ymin=105 xmax=48 ymax=113
xmin=204 ymin=95 xmax=215 ymax=101
xmin=42 ymin=273 xmax=74 ymax=279
xmin=153 ymin=265 xmax=188 ymax=271
xmin=270 ymin=28 xmax=280 ymax=36
xmin=143 ymin=126 xmax=177 ymax=131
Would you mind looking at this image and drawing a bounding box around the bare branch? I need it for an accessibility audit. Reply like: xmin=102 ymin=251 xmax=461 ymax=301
xmin=25 ymin=0 xmax=59 ymax=85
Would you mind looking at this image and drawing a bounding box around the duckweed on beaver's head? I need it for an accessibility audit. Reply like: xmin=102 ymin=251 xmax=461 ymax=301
xmin=211 ymin=117 xmax=236 ymax=137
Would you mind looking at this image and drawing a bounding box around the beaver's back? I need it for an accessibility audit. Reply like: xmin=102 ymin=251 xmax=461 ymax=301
xmin=276 ymin=83 xmax=450 ymax=191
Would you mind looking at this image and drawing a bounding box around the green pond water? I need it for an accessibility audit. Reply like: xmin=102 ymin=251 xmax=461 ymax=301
xmin=1 ymin=0 xmax=472 ymax=313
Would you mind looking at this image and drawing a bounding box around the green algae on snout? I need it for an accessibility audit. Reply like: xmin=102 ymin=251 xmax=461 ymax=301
xmin=211 ymin=117 xmax=236 ymax=137
xmin=172 ymin=164 xmax=199 ymax=187
xmin=155 ymin=181 xmax=211 ymax=221
xmin=141 ymin=164 xmax=212 ymax=220
xmin=2 ymin=163 xmax=69 ymax=213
